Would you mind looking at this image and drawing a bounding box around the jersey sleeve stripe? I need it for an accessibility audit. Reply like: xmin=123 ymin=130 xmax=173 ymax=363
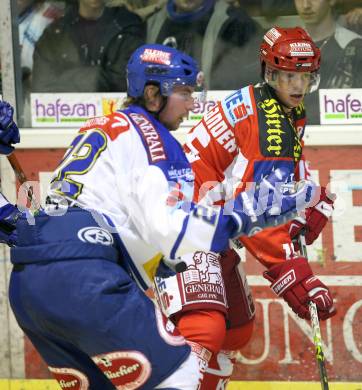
xmin=170 ymin=214 xmax=190 ymax=259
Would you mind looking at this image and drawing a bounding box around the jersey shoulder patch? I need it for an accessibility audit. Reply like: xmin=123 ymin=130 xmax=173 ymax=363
xmin=80 ymin=112 xmax=131 ymax=141
xmin=220 ymin=86 xmax=254 ymax=127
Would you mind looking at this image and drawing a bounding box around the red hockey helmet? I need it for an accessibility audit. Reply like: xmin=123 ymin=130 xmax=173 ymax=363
xmin=260 ymin=26 xmax=321 ymax=73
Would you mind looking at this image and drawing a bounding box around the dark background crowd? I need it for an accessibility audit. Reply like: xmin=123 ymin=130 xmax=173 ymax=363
xmin=1 ymin=0 xmax=361 ymax=124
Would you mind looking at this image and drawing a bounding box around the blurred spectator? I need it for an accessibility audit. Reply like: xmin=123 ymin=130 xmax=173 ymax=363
xmin=210 ymin=0 xmax=264 ymax=89
xmin=32 ymin=0 xmax=146 ymax=92
xmin=0 ymin=0 xmax=62 ymax=95
xmin=18 ymin=0 xmax=63 ymax=83
xmin=295 ymin=0 xmax=362 ymax=123
xmin=260 ymin=0 xmax=297 ymax=20
xmin=147 ymin=0 xmax=216 ymax=76
xmin=147 ymin=0 xmax=263 ymax=89
xmin=107 ymin=0 xmax=167 ymax=21
xmin=342 ymin=7 xmax=362 ymax=35
xmin=335 ymin=0 xmax=362 ymax=32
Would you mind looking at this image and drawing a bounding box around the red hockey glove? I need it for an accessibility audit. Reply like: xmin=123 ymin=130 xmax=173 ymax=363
xmin=289 ymin=187 xmax=335 ymax=249
xmin=263 ymin=257 xmax=336 ymax=320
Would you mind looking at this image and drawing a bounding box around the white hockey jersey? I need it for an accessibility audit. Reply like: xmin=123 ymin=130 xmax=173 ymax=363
xmin=48 ymin=105 xmax=235 ymax=289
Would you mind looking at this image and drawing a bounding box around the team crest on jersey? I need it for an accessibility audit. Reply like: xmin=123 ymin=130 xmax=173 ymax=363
xmin=48 ymin=366 xmax=89 ymax=390
xmin=77 ymin=227 xmax=114 ymax=246
xmin=93 ymin=351 xmax=151 ymax=389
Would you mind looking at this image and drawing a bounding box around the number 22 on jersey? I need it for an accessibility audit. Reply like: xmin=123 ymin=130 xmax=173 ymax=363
xmin=51 ymin=129 xmax=107 ymax=199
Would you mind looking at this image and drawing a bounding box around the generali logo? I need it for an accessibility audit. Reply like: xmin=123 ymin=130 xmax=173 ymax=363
xmin=319 ymin=88 xmax=362 ymax=124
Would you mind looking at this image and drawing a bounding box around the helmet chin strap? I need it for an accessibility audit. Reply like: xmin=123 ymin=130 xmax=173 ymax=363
xmin=156 ymin=95 xmax=169 ymax=117
xmin=146 ymin=95 xmax=168 ymax=121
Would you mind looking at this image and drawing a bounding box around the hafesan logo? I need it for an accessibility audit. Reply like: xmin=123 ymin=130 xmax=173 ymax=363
xmin=319 ymin=89 xmax=362 ymax=124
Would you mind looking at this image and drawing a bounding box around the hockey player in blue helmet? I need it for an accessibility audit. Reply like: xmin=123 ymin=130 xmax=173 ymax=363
xmin=3 ymin=44 xmax=317 ymax=389
xmin=125 ymin=43 xmax=204 ymax=129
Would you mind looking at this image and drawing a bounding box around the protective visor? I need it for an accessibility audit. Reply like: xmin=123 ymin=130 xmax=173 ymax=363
xmin=160 ymin=71 xmax=207 ymax=103
xmin=264 ymin=65 xmax=320 ymax=94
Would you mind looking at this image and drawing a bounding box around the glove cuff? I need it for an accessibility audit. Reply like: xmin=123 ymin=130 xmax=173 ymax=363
xmin=263 ymin=257 xmax=312 ymax=296
xmin=314 ymin=201 xmax=333 ymax=218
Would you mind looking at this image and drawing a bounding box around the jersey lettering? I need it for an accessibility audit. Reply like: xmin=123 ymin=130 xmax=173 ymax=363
xmin=259 ymin=98 xmax=285 ymax=156
xmin=256 ymin=93 xmax=302 ymax=161
xmin=184 ymin=122 xmax=211 ymax=163
xmin=204 ymin=106 xmax=237 ymax=153
xmin=130 ymin=113 xmax=166 ymax=162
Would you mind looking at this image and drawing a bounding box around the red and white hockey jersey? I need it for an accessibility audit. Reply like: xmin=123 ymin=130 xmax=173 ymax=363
xmin=184 ymin=83 xmax=312 ymax=268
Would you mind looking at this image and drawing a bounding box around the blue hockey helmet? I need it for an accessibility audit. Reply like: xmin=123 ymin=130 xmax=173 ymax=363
xmin=127 ymin=44 xmax=200 ymax=98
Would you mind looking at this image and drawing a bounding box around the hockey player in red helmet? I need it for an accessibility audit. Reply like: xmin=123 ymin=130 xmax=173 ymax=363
xmin=182 ymin=26 xmax=336 ymax=389
xmin=0 ymin=42 xmax=316 ymax=390
xmin=260 ymin=26 xmax=321 ymax=109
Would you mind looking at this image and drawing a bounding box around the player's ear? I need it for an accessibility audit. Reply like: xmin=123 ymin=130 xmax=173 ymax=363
xmin=144 ymin=85 xmax=163 ymax=112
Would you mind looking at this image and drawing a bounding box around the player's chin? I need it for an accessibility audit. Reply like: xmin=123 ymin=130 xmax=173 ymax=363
xmin=288 ymin=94 xmax=304 ymax=107
xmin=170 ymin=118 xmax=184 ymax=131
xmin=168 ymin=122 xmax=180 ymax=131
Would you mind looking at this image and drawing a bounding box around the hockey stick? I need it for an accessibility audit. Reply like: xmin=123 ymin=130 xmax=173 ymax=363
xmin=298 ymin=232 xmax=329 ymax=390
xmin=0 ymin=100 xmax=40 ymax=211
xmin=6 ymin=153 xmax=40 ymax=211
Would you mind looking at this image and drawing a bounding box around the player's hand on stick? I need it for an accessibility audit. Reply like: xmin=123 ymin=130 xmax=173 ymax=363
xmin=263 ymin=257 xmax=336 ymax=320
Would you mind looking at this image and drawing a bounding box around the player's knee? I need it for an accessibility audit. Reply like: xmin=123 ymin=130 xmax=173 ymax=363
xmin=222 ymin=318 xmax=255 ymax=351
xmin=176 ymin=310 xmax=226 ymax=354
